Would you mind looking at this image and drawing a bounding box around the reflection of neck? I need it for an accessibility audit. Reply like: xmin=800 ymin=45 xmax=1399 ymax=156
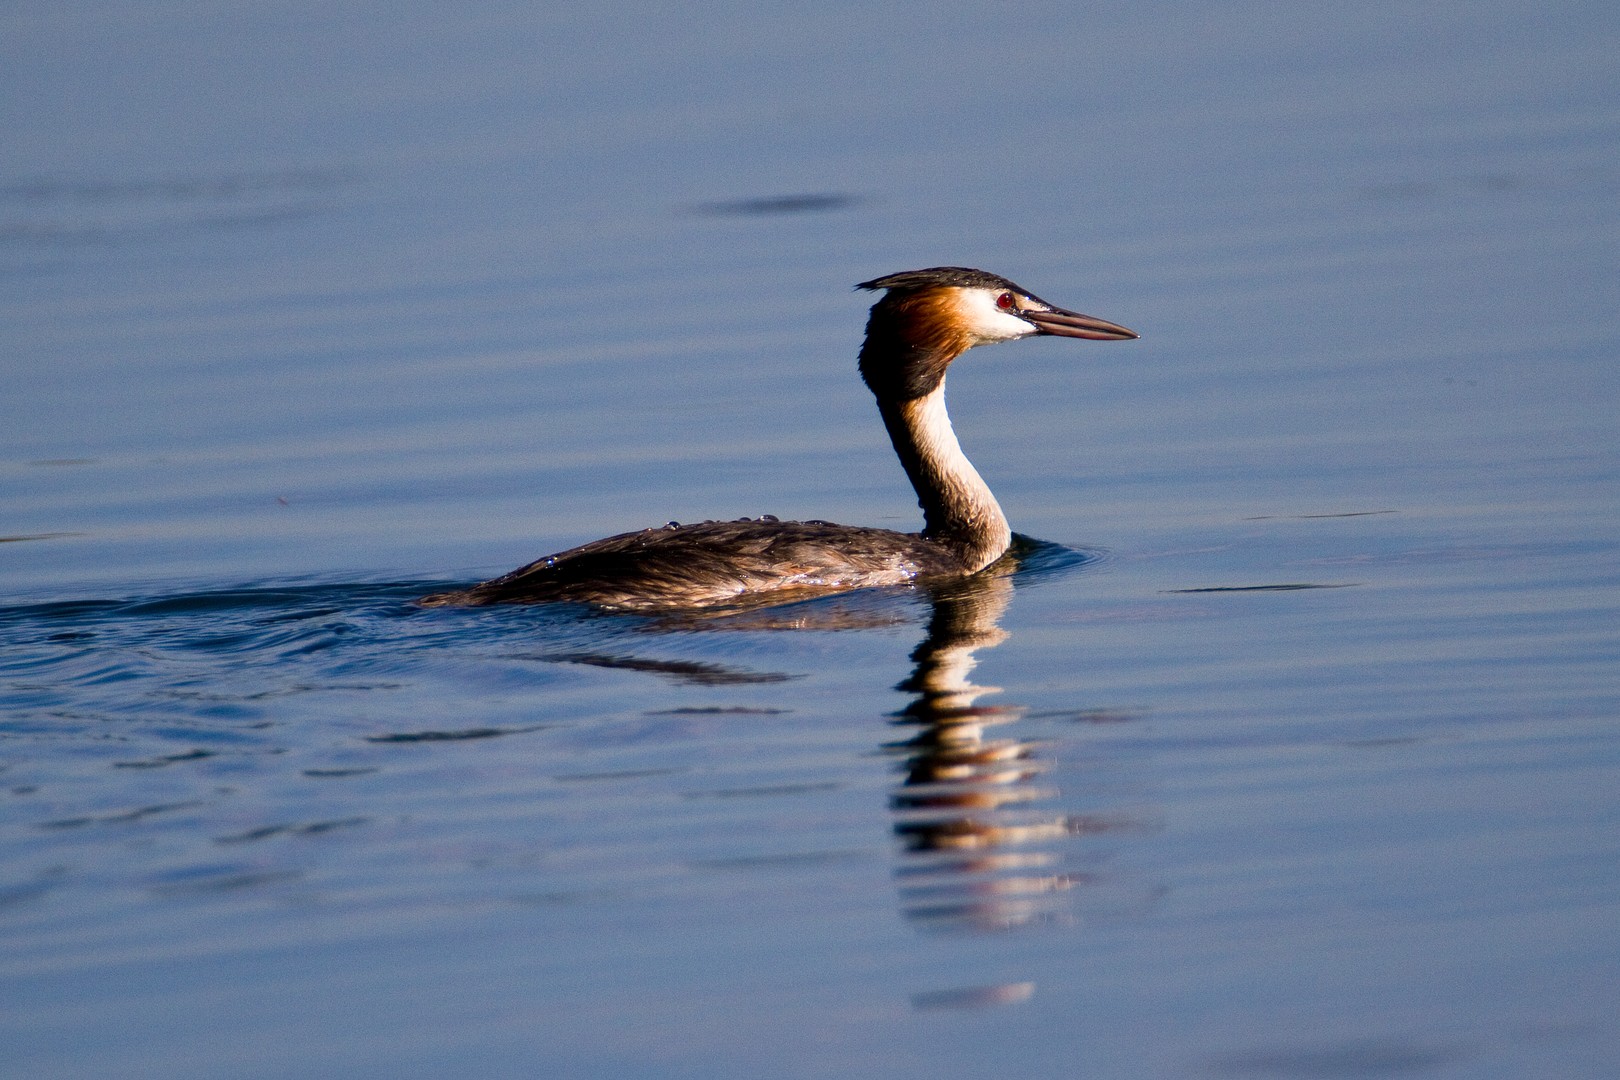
xmin=901 ymin=573 xmax=1014 ymax=715
xmin=876 ymin=379 xmax=1011 ymax=572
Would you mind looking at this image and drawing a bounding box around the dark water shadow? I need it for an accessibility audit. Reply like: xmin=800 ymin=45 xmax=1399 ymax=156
xmin=689 ymin=192 xmax=862 ymax=217
xmin=0 ymin=580 xmax=432 ymax=626
xmin=536 ymin=652 xmax=800 ymax=685
xmin=0 ymin=168 xmax=353 ymax=248
xmin=1167 ymin=583 xmax=1360 ymax=593
xmin=1206 ymin=1035 xmax=1476 ymax=1077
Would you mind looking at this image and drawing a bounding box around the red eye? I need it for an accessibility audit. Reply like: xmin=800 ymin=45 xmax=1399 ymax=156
xmin=995 ymin=292 xmax=1015 ymax=310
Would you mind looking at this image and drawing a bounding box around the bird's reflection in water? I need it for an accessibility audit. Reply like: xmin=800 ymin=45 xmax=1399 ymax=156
xmin=551 ymin=542 xmax=1123 ymax=936
xmin=888 ymin=568 xmax=1089 ymax=933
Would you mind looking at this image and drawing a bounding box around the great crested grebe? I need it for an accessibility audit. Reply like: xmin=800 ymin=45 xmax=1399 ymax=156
xmin=420 ymin=267 xmax=1136 ymax=610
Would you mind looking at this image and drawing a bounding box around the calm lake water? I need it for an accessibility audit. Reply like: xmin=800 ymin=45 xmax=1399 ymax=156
xmin=4 ymin=3 xmax=1618 ymax=1077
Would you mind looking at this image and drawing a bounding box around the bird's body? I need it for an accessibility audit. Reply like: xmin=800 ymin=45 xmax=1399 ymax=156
xmin=426 ymin=517 xmax=963 ymax=610
xmin=420 ymin=267 xmax=1135 ymax=611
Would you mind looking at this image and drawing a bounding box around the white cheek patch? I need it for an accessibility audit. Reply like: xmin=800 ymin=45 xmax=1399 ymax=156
xmin=951 ymin=288 xmax=1039 ymax=344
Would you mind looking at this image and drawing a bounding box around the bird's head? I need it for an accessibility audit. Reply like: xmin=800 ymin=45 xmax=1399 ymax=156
xmin=856 ymin=266 xmax=1136 ymax=399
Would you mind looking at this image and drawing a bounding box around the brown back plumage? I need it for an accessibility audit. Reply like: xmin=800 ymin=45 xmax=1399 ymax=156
xmin=419 ymin=518 xmax=964 ymax=610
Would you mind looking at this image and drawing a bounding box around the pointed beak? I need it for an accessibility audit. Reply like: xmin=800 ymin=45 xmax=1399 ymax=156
xmin=1023 ymin=306 xmax=1138 ymax=341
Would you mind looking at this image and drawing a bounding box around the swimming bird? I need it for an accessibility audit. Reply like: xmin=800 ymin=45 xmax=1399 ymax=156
xmin=420 ymin=267 xmax=1136 ymax=610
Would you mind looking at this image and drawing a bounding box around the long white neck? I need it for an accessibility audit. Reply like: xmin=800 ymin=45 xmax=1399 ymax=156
xmin=876 ymin=377 xmax=1012 ymax=572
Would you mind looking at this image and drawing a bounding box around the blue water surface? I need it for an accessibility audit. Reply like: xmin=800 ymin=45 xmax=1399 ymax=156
xmin=3 ymin=2 xmax=1618 ymax=1077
